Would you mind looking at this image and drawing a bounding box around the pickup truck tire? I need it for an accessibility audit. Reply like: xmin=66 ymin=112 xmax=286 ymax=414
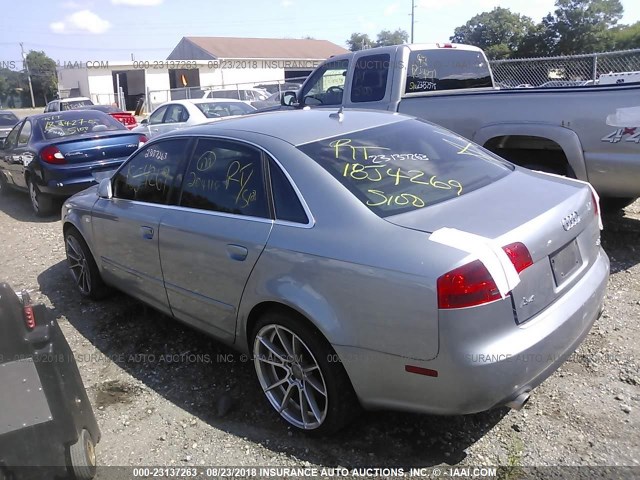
xmin=68 ymin=429 xmax=97 ymax=480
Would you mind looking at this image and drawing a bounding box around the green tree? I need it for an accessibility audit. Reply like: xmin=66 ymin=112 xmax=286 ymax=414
xmin=612 ymin=21 xmax=640 ymax=49
xmin=24 ymin=50 xmax=58 ymax=106
xmin=0 ymin=68 xmax=27 ymax=107
xmin=346 ymin=32 xmax=373 ymax=51
xmin=540 ymin=0 xmax=624 ymax=54
xmin=375 ymin=29 xmax=409 ymax=47
xmin=450 ymin=7 xmax=536 ymax=59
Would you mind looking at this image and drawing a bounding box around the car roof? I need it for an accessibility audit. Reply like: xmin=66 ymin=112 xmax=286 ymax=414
xmin=162 ymin=99 xmax=247 ymax=107
xmin=167 ymin=108 xmax=410 ymax=146
xmin=59 ymin=97 xmax=92 ymax=102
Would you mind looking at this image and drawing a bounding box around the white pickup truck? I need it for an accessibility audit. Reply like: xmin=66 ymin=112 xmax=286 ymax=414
xmin=277 ymin=43 xmax=640 ymax=207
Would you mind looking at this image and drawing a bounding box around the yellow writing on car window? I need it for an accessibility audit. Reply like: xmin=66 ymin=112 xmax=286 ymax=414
xmin=330 ymin=138 xmax=391 ymax=161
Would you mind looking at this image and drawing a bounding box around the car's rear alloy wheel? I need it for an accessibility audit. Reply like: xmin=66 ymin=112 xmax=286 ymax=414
xmin=27 ymin=178 xmax=53 ymax=216
xmin=65 ymin=229 xmax=111 ymax=300
xmin=252 ymin=312 xmax=358 ymax=435
xmin=68 ymin=429 xmax=97 ymax=480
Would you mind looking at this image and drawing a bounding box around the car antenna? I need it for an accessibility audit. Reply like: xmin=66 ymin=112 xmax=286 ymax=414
xmin=329 ymin=106 xmax=344 ymax=123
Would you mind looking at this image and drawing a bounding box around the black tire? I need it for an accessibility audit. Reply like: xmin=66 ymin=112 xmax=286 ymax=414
xmin=0 ymin=173 xmax=7 ymax=197
xmin=27 ymin=177 xmax=54 ymax=216
xmin=68 ymin=429 xmax=97 ymax=480
xmin=251 ymin=310 xmax=360 ymax=435
xmin=64 ymin=227 xmax=112 ymax=300
xmin=600 ymin=197 xmax=637 ymax=213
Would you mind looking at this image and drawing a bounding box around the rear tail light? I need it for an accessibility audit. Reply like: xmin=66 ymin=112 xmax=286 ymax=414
xmin=502 ymin=242 xmax=533 ymax=273
xmin=23 ymin=305 xmax=36 ymax=330
xmin=437 ymin=43 xmax=455 ymax=48
xmin=40 ymin=146 xmax=66 ymax=164
xmin=437 ymin=242 xmax=533 ymax=309
xmin=20 ymin=290 xmax=36 ymax=330
xmin=138 ymin=135 xmax=148 ymax=148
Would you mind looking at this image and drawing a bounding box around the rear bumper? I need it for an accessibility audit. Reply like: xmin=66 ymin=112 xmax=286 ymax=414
xmin=335 ymin=248 xmax=609 ymax=415
xmin=37 ymin=159 xmax=124 ymax=197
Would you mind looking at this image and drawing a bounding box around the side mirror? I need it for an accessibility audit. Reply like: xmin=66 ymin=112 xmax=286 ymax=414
xmin=140 ymin=118 xmax=148 ymax=125
xmin=97 ymin=178 xmax=113 ymax=199
xmin=281 ymin=91 xmax=298 ymax=106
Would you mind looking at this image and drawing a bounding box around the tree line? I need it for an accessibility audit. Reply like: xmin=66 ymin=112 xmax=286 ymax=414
xmin=347 ymin=0 xmax=639 ymax=59
xmin=0 ymin=51 xmax=57 ymax=108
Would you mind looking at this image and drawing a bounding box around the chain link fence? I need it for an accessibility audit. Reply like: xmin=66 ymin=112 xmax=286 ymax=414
xmin=490 ymin=49 xmax=640 ymax=88
xmin=146 ymin=76 xmax=307 ymax=113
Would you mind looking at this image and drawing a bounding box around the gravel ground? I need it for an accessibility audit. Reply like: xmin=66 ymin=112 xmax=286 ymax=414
xmin=0 ymin=190 xmax=638 ymax=477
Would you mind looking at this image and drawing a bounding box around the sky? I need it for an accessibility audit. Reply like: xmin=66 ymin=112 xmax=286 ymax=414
xmin=1 ymin=0 xmax=639 ymax=65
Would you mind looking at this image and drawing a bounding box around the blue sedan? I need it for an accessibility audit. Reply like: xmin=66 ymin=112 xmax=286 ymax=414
xmin=0 ymin=110 xmax=147 ymax=215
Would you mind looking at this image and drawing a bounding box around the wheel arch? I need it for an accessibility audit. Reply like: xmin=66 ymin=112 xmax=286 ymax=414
xmin=473 ymin=124 xmax=587 ymax=180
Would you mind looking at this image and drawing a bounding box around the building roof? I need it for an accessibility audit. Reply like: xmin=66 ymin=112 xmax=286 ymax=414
xmin=167 ymin=36 xmax=348 ymax=60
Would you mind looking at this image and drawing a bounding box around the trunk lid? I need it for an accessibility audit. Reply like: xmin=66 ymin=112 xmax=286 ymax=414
xmin=49 ymin=132 xmax=142 ymax=164
xmin=387 ymin=169 xmax=601 ymax=323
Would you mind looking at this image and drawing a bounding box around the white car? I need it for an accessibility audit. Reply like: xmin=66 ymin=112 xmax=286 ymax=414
xmin=133 ymin=99 xmax=256 ymax=138
xmin=44 ymin=97 xmax=94 ymax=113
xmin=202 ymin=88 xmax=269 ymax=104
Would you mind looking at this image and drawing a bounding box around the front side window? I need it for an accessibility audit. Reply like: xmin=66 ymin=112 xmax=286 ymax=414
xmin=297 ymin=119 xmax=512 ymax=217
xmin=405 ymin=49 xmax=492 ymax=94
xmin=4 ymin=123 xmax=21 ymax=149
xmin=149 ymin=105 xmax=168 ymax=125
xmin=112 ymin=139 xmax=189 ymax=204
xmin=179 ymin=138 xmax=269 ymax=218
xmin=301 ymin=59 xmax=348 ymax=106
xmin=350 ymin=53 xmax=390 ymax=103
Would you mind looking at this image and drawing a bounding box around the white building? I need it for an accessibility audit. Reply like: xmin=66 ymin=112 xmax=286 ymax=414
xmin=57 ymin=36 xmax=348 ymax=112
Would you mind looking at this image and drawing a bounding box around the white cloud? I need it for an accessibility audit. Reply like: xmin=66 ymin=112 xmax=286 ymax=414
xmin=384 ymin=2 xmax=399 ymax=16
xmin=50 ymin=10 xmax=111 ymax=34
xmin=111 ymin=0 xmax=163 ymax=5
xmin=61 ymin=1 xmax=87 ymax=8
xmin=281 ymin=0 xmax=294 ymax=6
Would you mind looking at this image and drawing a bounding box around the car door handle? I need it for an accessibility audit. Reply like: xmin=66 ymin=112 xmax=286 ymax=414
xmin=141 ymin=226 xmax=154 ymax=240
xmin=227 ymin=244 xmax=248 ymax=261
xmin=151 ymin=128 xmax=160 ymax=132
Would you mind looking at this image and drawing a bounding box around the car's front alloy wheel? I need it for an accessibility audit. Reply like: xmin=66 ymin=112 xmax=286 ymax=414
xmin=252 ymin=312 xmax=358 ymax=435
xmin=65 ymin=228 xmax=111 ymax=300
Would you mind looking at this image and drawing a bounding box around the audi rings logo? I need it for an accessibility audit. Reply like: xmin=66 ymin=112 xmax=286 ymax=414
xmin=562 ymin=211 xmax=581 ymax=231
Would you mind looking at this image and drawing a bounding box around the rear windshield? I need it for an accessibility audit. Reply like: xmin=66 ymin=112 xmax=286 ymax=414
xmin=297 ymin=119 xmax=513 ymax=217
xmin=39 ymin=112 xmax=126 ymax=139
xmin=60 ymin=99 xmax=94 ymax=110
xmin=196 ymin=101 xmax=255 ymax=118
xmin=405 ymin=49 xmax=492 ymax=94
xmin=0 ymin=112 xmax=18 ymax=126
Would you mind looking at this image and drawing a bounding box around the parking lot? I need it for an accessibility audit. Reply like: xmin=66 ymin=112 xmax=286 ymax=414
xmin=0 ymin=185 xmax=638 ymax=472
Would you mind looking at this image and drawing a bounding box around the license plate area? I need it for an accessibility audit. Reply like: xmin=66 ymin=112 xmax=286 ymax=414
xmin=550 ymin=239 xmax=582 ymax=286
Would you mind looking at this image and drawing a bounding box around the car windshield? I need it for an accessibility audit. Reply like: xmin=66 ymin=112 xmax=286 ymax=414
xmin=39 ymin=111 xmax=125 ymax=139
xmin=0 ymin=113 xmax=19 ymax=126
xmin=60 ymin=99 xmax=94 ymax=110
xmin=297 ymin=119 xmax=513 ymax=217
xmin=196 ymin=102 xmax=256 ymax=118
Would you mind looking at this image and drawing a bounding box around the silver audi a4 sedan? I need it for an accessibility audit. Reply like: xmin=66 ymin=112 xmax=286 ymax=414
xmin=62 ymin=109 xmax=609 ymax=434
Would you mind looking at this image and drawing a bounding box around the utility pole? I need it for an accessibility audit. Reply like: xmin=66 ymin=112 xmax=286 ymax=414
xmin=410 ymin=0 xmax=415 ymax=43
xmin=20 ymin=42 xmax=36 ymax=108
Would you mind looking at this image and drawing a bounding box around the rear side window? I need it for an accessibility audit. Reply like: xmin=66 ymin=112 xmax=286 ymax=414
xmin=405 ymin=49 xmax=492 ymax=94
xmin=113 ymin=139 xmax=189 ymax=204
xmin=179 ymin=139 xmax=269 ymax=218
xmin=297 ymin=119 xmax=512 ymax=217
xmin=269 ymin=160 xmax=308 ymax=224
xmin=351 ymin=53 xmax=390 ymax=103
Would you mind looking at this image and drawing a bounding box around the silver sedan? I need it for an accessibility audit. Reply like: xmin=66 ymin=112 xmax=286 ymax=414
xmin=133 ymin=99 xmax=256 ymax=138
xmin=62 ymin=109 xmax=609 ymax=434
